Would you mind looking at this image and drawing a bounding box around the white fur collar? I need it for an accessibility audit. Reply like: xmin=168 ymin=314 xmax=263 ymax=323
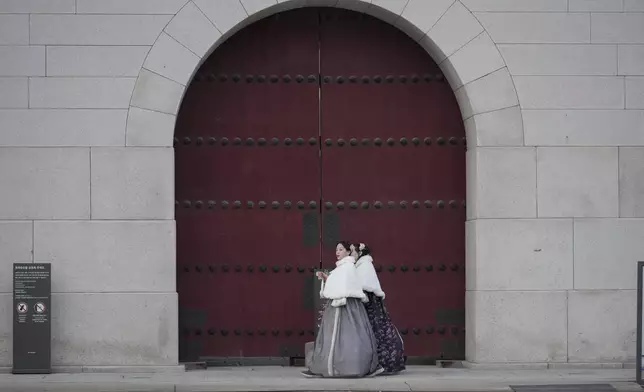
xmin=320 ymin=256 xmax=367 ymax=307
xmin=335 ymin=255 xmax=354 ymax=268
xmin=355 ymin=255 xmax=385 ymax=298
xmin=355 ymin=254 xmax=371 ymax=268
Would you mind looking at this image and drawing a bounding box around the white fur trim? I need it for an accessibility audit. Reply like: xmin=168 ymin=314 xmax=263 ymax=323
xmin=321 ymin=256 xmax=367 ymax=306
xmin=355 ymin=255 xmax=386 ymax=298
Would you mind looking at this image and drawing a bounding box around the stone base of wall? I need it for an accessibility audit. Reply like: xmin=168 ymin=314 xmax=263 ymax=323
xmin=0 ymin=365 xmax=185 ymax=374
xmin=0 ymin=362 xmax=634 ymax=374
xmin=462 ymin=361 xmax=636 ymax=370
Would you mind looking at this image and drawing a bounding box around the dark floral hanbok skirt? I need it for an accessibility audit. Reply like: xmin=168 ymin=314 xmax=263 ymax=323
xmin=363 ymin=291 xmax=406 ymax=374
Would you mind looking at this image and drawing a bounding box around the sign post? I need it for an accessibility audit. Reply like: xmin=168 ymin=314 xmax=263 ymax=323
xmin=12 ymin=263 xmax=51 ymax=374
xmin=637 ymin=262 xmax=644 ymax=385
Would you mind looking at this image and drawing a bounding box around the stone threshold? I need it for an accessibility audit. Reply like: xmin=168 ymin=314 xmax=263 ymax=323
xmin=461 ymin=361 xmax=636 ymax=370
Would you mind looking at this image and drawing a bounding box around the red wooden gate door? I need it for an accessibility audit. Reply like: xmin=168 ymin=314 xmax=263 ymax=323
xmin=174 ymin=10 xmax=322 ymax=363
xmin=318 ymin=9 xmax=466 ymax=359
xmin=175 ymin=7 xmax=465 ymax=363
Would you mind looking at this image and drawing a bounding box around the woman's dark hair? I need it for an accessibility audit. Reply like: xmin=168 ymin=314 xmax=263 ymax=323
xmin=352 ymin=242 xmax=371 ymax=258
xmin=337 ymin=241 xmax=352 ymax=253
xmin=360 ymin=244 xmax=372 ymax=258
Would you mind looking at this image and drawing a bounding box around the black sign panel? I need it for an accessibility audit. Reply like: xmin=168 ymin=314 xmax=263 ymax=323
xmin=13 ymin=263 xmax=51 ymax=374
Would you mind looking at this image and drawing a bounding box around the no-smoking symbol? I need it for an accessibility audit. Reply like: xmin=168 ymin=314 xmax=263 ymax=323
xmin=34 ymin=302 xmax=46 ymax=313
xmin=16 ymin=302 xmax=27 ymax=314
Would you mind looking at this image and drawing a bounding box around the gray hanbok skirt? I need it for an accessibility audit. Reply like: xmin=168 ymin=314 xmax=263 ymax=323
xmin=308 ymin=297 xmax=380 ymax=378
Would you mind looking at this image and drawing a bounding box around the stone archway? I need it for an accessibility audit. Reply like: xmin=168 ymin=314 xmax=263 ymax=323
xmin=125 ymin=0 xmax=523 ymax=364
xmin=127 ymin=0 xmax=521 ymax=149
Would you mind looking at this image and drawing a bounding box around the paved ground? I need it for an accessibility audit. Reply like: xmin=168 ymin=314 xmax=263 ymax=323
xmin=0 ymin=366 xmax=639 ymax=392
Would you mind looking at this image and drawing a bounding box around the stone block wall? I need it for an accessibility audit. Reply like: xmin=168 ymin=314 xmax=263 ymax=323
xmin=463 ymin=0 xmax=644 ymax=367
xmin=0 ymin=0 xmax=180 ymax=369
xmin=0 ymin=0 xmax=642 ymax=369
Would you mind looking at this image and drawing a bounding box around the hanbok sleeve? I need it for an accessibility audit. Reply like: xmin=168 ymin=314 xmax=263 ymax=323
xmin=356 ymin=256 xmax=386 ymax=298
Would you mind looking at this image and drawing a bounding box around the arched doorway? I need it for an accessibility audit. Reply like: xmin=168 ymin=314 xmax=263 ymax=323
xmin=174 ymin=7 xmax=465 ymax=365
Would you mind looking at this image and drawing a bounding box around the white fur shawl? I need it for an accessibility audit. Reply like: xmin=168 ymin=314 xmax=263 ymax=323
xmin=355 ymin=255 xmax=385 ymax=298
xmin=320 ymin=256 xmax=367 ymax=307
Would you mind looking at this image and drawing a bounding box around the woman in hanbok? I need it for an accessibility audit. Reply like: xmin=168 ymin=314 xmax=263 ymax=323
xmin=302 ymin=241 xmax=383 ymax=378
xmin=353 ymin=243 xmax=406 ymax=374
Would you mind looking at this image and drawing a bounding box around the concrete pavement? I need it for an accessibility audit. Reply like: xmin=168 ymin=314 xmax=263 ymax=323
xmin=0 ymin=366 xmax=639 ymax=392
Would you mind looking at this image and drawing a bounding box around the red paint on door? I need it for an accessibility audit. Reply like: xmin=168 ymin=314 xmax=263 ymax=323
xmin=175 ymin=7 xmax=465 ymax=362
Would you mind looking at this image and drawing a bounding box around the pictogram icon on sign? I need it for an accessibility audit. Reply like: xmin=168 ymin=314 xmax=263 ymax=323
xmin=34 ymin=302 xmax=46 ymax=314
xmin=17 ymin=302 xmax=27 ymax=314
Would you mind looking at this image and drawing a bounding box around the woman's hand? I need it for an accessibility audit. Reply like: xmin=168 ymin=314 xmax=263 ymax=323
xmin=316 ymin=271 xmax=328 ymax=281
